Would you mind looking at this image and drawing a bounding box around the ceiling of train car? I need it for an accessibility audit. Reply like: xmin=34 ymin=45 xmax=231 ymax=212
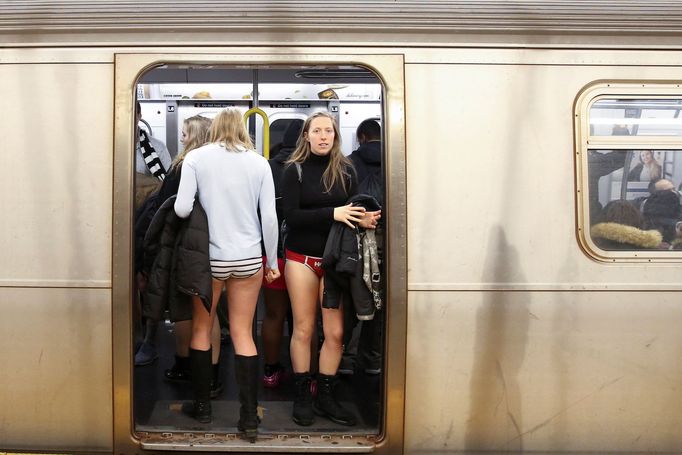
xmin=139 ymin=67 xmax=380 ymax=84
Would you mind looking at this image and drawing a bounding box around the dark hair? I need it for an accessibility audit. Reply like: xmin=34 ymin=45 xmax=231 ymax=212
xmin=356 ymin=119 xmax=381 ymax=142
xmin=270 ymin=119 xmax=305 ymax=160
xmin=136 ymin=101 xmax=141 ymax=116
xmin=600 ymin=200 xmax=643 ymax=228
xmin=282 ymin=119 xmax=304 ymax=149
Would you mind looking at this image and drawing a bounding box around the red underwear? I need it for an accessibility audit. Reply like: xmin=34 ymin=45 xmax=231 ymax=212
xmin=285 ymin=249 xmax=324 ymax=278
xmin=262 ymin=257 xmax=287 ymax=291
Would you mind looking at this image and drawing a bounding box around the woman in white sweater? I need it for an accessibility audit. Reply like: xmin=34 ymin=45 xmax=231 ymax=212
xmin=175 ymin=108 xmax=279 ymax=439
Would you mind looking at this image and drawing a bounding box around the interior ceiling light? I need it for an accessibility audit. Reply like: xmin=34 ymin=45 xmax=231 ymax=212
xmin=294 ymin=69 xmax=376 ymax=79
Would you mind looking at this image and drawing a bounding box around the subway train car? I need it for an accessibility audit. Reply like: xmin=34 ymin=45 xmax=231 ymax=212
xmin=3 ymin=1 xmax=682 ymax=453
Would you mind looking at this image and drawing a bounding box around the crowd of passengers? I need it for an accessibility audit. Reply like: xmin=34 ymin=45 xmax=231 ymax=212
xmin=591 ymin=177 xmax=682 ymax=251
xmin=132 ymin=103 xmax=383 ymax=440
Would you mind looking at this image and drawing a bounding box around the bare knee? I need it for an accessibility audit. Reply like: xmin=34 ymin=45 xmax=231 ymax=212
xmin=265 ymin=301 xmax=287 ymax=322
xmin=292 ymin=324 xmax=314 ymax=345
xmin=229 ymin=324 xmax=253 ymax=345
xmin=191 ymin=324 xmax=212 ymax=349
xmin=323 ymin=325 xmax=344 ymax=349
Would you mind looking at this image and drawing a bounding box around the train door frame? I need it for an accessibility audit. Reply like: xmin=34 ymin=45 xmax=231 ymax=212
xmin=112 ymin=52 xmax=406 ymax=454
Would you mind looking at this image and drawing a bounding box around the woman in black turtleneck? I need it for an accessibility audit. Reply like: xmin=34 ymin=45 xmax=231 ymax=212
xmin=281 ymin=112 xmax=380 ymax=427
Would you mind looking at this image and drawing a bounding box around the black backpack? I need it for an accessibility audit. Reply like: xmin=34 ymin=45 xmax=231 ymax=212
xmin=279 ymin=162 xmax=302 ymax=256
xmin=357 ymin=166 xmax=383 ymax=206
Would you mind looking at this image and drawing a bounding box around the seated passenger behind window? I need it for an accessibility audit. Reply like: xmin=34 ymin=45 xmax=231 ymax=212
xmin=591 ymin=200 xmax=663 ymax=250
xmin=642 ymin=188 xmax=681 ymax=247
xmin=649 ymin=178 xmax=675 ymax=193
xmin=628 ymin=150 xmax=662 ymax=182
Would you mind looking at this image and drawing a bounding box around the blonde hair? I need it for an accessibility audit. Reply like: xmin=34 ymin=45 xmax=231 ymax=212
xmin=641 ymin=150 xmax=662 ymax=180
xmin=208 ymin=108 xmax=254 ymax=150
xmin=287 ymin=111 xmax=353 ymax=193
xmin=172 ymin=115 xmax=212 ymax=168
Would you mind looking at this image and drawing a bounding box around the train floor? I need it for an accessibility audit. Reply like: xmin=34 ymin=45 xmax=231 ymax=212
xmin=133 ymin=314 xmax=382 ymax=435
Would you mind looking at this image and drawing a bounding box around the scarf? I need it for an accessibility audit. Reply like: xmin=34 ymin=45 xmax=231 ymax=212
xmin=139 ymin=130 xmax=166 ymax=181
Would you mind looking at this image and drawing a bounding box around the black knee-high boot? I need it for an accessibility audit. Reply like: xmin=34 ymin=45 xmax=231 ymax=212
xmin=210 ymin=362 xmax=223 ymax=399
xmin=185 ymin=347 xmax=212 ymax=423
xmin=235 ymin=354 xmax=259 ymax=441
xmin=313 ymin=373 xmax=357 ymax=426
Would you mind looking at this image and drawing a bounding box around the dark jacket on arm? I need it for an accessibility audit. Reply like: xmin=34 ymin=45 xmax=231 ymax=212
xmin=142 ymin=195 xmax=212 ymax=322
xmin=322 ymin=193 xmax=381 ymax=320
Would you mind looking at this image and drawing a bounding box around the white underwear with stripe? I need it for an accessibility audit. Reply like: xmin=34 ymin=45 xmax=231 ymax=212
xmin=210 ymin=257 xmax=263 ymax=281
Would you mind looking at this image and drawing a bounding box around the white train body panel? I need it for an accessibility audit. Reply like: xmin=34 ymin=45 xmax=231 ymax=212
xmin=2 ymin=2 xmax=682 ymax=453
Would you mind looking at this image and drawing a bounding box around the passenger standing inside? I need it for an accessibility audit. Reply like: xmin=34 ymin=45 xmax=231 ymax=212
xmin=282 ymin=112 xmax=380 ymax=427
xmin=152 ymin=115 xmax=223 ymax=397
xmin=136 ymin=115 xmax=218 ymax=370
xmin=340 ymin=119 xmax=384 ymax=376
xmin=261 ymin=119 xmax=304 ymax=388
xmin=133 ymin=101 xmax=173 ymax=366
xmin=174 ymin=109 xmax=279 ymax=439
xmin=135 ymin=101 xmax=172 ymax=208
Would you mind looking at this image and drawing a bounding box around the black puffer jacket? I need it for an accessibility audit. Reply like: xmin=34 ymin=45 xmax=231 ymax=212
xmin=322 ymin=194 xmax=381 ymax=320
xmin=143 ymin=196 xmax=212 ymax=322
xmin=134 ymin=165 xmax=182 ymax=274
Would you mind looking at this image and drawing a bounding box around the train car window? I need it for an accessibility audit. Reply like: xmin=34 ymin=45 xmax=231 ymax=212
xmin=131 ymin=65 xmax=386 ymax=449
xmin=577 ymin=88 xmax=682 ymax=258
xmin=590 ymin=99 xmax=682 ymax=137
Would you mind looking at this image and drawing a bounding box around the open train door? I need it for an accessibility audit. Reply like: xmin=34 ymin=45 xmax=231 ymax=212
xmin=113 ymin=52 xmax=406 ymax=454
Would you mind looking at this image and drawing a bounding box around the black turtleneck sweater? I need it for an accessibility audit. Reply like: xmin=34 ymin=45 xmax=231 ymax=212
xmin=282 ymin=152 xmax=357 ymax=257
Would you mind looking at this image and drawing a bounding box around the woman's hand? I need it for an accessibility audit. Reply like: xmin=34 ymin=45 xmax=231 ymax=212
xmin=334 ymin=203 xmax=367 ymax=228
xmin=358 ymin=210 xmax=382 ymax=229
xmin=265 ymin=267 xmax=281 ymax=284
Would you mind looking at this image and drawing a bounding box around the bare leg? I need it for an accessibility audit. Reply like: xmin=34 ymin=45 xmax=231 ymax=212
xmin=318 ymin=281 xmax=344 ymax=375
xmin=174 ymin=320 xmax=192 ymax=357
xmin=226 ymin=269 xmax=264 ymax=356
xmin=173 ymin=317 xmax=218 ymax=359
xmin=262 ymin=287 xmax=290 ymax=364
xmin=211 ymin=315 xmax=221 ymax=364
xmin=285 ymin=261 xmax=320 ymax=373
xmin=190 ymin=279 xmax=223 ymax=351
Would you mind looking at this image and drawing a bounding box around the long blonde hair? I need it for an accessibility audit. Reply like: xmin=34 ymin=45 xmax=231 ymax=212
xmin=209 ymin=108 xmax=254 ymax=151
xmin=640 ymin=150 xmax=662 ymax=180
xmin=287 ymin=111 xmax=353 ymax=193
xmin=172 ymin=115 xmax=212 ymax=168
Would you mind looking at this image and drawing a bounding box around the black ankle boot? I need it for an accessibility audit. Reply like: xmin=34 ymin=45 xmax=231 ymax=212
xmin=184 ymin=348 xmax=212 ymax=424
xmin=292 ymin=372 xmax=314 ymax=426
xmin=235 ymin=354 xmax=259 ymax=441
xmin=165 ymin=355 xmax=191 ymax=381
xmin=210 ymin=362 xmax=223 ymax=399
xmin=313 ymin=373 xmax=356 ymax=426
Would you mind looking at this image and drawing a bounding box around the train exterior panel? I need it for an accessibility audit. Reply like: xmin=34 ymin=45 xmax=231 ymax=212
xmin=3 ymin=1 xmax=682 ymax=453
xmin=406 ymin=52 xmax=682 ymax=453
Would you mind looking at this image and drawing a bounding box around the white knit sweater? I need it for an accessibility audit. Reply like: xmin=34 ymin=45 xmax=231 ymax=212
xmin=175 ymin=143 xmax=278 ymax=270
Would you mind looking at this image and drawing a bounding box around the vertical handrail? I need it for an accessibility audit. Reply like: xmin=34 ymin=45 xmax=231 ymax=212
xmin=243 ymin=107 xmax=270 ymax=159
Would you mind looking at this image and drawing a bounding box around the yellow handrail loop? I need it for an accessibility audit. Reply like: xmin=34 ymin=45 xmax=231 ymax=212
xmin=243 ymin=107 xmax=270 ymax=159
